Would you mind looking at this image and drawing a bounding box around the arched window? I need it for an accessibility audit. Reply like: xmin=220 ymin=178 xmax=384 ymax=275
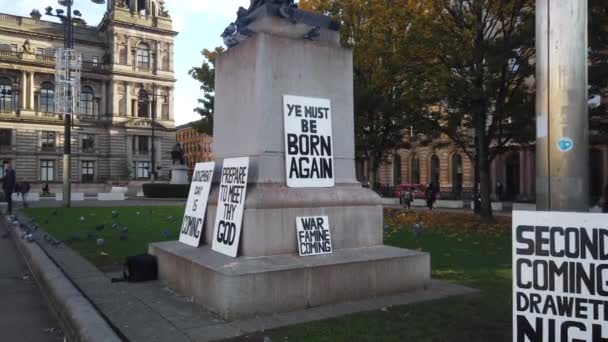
xmin=451 ymin=154 xmax=463 ymax=198
xmin=411 ymin=155 xmax=420 ymax=184
xmin=0 ymin=78 xmax=13 ymax=112
xmin=138 ymin=89 xmax=149 ymax=118
xmin=392 ymin=154 xmax=402 ymax=186
xmin=40 ymin=82 xmax=54 ymax=113
xmin=136 ymin=43 xmax=150 ymax=69
xmin=430 ymin=154 xmax=440 ymax=190
xmin=80 ymin=86 xmax=94 ymax=117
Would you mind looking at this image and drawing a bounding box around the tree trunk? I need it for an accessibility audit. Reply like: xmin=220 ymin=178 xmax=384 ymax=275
xmin=477 ymin=127 xmax=493 ymax=220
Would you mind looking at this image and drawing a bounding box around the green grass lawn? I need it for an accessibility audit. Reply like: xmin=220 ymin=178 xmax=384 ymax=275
xmin=237 ymin=210 xmax=514 ymax=342
xmin=23 ymin=207 xmax=513 ymax=341
xmin=22 ymin=206 xmax=185 ymax=269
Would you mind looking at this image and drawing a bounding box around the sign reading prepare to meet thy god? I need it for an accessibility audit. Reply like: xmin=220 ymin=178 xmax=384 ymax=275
xmin=513 ymin=211 xmax=608 ymax=342
xmin=212 ymin=157 xmax=249 ymax=258
xmin=296 ymin=216 xmax=332 ymax=256
xmin=179 ymin=162 xmax=215 ymax=247
xmin=283 ymin=95 xmax=335 ymax=188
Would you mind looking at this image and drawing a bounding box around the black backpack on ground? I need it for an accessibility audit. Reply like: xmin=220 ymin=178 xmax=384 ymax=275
xmin=111 ymin=254 xmax=158 ymax=283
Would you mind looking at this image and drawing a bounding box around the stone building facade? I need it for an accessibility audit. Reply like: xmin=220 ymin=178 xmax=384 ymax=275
xmin=370 ymin=136 xmax=608 ymax=203
xmin=0 ymin=0 xmax=177 ymax=186
xmin=176 ymin=123 xmax=213 ymax=175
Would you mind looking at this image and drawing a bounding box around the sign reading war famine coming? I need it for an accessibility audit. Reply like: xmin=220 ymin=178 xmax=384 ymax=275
xmin=211 ymin=157 xmax=249 ymax=258
xmin=179 ymin=162 xmax=215 ymax=247
xmin=296 ymin=216 xmax=332 ymax=256
xmin=513 ymin=211 xmax=608 ymax=342
xmin=283 ymin=95 xmax=335 ymax=188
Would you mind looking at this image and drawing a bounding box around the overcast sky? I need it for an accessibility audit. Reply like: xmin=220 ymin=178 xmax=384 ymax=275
xmin=0 ymin=0 xmax=249 ymax=125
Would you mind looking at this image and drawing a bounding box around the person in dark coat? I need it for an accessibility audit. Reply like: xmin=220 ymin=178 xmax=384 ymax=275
xmin=2 ymin=165 xmax=16 ymax=214
xmin=425 ymin=183 xmax=437 ymax=211
xmin=603 ymin=184 xmax=608 ymax=213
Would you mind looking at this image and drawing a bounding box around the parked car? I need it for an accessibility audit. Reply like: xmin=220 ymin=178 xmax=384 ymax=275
xmin=395 ymin=184 xmax=427 ymax=200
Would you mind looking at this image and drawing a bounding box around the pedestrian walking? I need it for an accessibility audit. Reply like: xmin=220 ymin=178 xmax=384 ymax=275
xmin=495 ymin=181 xmax=503 ymax=202
xmin=402 ymin=188 xmax=413 ymax=209
xmin=603 ymin=184 xmax=608 ymax=213
xmin=2 ymin=165 xmax=16 ymax=215
xmin=425 ymin=183 xmax=437 ymax=211
xmin=42 ymin=183 xmax=50 ymax=196
xmin=18 ymin=180 xmax=30 ymax=208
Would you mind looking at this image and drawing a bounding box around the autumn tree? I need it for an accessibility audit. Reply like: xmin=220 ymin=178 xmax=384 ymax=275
xmin=299 ymin=0 xmax=437 ymax=189
xmin=410 ymin=0 xmax=536 ymax=219
xmin=189 ymin=46 xmax=224 ymax=135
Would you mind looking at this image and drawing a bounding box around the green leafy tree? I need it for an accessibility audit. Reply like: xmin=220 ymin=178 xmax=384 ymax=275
xmin=189 ymin=47 xmax=224 ymax=135
xmin=412 ymin=0 xmax=536 ymax=219
xmin=589 ymin=0 xmax=608 ymax=143
xmin=299 ymin=0 xmax=436 ymax=189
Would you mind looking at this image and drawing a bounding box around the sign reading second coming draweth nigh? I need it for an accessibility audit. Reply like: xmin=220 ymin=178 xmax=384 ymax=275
xmin=513 ymin=211 xmax=608 ymax=342
xmin=179 ymin=162 xmax=215 ymax=247
xmin=212 ymin=157 xmax=249 ymax=258
xmin=283 ymin=95 xmax=335 ymax=188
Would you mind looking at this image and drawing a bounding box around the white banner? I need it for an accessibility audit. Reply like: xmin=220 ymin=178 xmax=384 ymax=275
xmin=211 ymin=157 xmax=249 ymax=258
xmin=179 ymin=162 xmax=215 ymax=247
xmin=296 ymin=216 xmax=332 ymax=256
xmin=283 ymin=95 xmax=335 ymax=188
xmin=513 ymin=211 xmax=608 ymax=342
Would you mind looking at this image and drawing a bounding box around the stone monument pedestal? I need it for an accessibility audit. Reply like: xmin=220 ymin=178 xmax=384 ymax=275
xmin=170 ymin=165 xmax=188 ymax=185
xmin=151 ymin=9 xmax=430 ymax=320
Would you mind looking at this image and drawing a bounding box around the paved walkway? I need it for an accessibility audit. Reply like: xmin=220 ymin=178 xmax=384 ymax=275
xmin=0 ymin=226 xmax=63 ymax=342
xmin=22 ymin=198 xmax=186 ymax=209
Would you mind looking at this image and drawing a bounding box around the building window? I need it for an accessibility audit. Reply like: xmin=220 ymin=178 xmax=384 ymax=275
xmin=36 ymin=48 xmax=44 ymax=56
xmin=133 ymin=136 xmax=149 ymax=154
xmin=138 ymin=90 xmax=149 ymax=118
xmin=411 ymin=156 xmax=420 ymax=184
xmin=40 ymin=82 xmax=55 ymax=113
xmin=0 ymin=78 xmax=13 ymax=112
xmin=92 ymin=56 xmax=99 ymax=66
xmin=41 ymin=132 xmax=56 ymax=151
xmin=80 ymin=86 xmax=95 ymax=117
xmin=82 ymin=134 xmax=95 ymax=153
xmin=40 ymin=160 xmax=54 ymax=181
xmin=81 ymin=161 xmax=95 ymax=183
xmin=136 ymin=43 xmax=150 ymax=69
xmin=0 ymin=129 xmax=11 ymax=151
xmin=134 ymin=161 xmax=150 ymax=179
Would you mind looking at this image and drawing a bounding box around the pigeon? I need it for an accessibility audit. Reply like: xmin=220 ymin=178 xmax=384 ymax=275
xmin=111 ymin=211 xmax=119 ymax=218
xmin=303 ymin=26 xmax=321 ymax=40
xmin=79 ymin=216 xmax=86 ymax=222
xmin=100 ymin=251 xmax=109 ymax=257
xmin=122 ymin=227 xmax=129 ymax=233
xmin=412 ymin=222 xmax=423 ymax=238
xmin=86 ymin=233 xmax=96 ymax=241
xmin=136 ymin=211 xmax=141 ymax=216
xmin=119 ymin=233 xmax=128 ymax=241
xmin=50 ymin=238 xmax=61 ymax=247
xmin=51 ymin=209 xmax=58 ymax=216
xmin=43 ymin=234 xmax=51 ymax=242
xmin=96 ymin=238 xmax=105 ymax=247
xmin=24 ymin=234 xmax=35 ymax=243
xmin=161 ymin=229 xmax=170 ymax=239
xmin=95 ymin=224 xmax=105 ymax=231
xmin=68 ymin=234 xmax=82 ymax=242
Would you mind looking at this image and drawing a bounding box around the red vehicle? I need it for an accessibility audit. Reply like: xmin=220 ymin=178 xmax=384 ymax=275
xmin=395 ymin=184 xmax=427 ymax=200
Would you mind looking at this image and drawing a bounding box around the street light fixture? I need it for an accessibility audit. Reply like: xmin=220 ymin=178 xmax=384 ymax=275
xmin=45 ymin=0 xmax=106 ymax=208
xmin=138 ymin=83 xmax=165 ymax=182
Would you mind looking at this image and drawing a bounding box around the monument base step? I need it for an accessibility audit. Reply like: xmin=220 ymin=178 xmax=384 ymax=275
xmin=149 ymin=242 xmax=430 ymax=320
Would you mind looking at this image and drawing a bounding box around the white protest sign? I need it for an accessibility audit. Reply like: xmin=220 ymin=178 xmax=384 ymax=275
xmin=179 ymin=162 xmax=215 ymax=247
xmin=296 ymin=216 xmax=333 ymax=256
xmin=211 ymin=157 xmax=249 ymax=258
xmin=283 ymin=95 xmax=335 ymax=188
xmin=513 ymin=211 xmax=608 ymax=342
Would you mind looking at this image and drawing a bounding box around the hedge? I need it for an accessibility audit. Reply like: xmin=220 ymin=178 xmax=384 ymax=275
xmin=142 ymin=183 xmax=190 ymax=199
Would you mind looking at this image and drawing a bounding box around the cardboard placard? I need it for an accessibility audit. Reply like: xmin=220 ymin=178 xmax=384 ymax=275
xmin=513 ymin=211 xmax=608 ymax=342
xmin=179 ymin=162 xmax=215 ymax=247
xmin=296 ymin=216 xmax=332 ymax=256
xmin=211 ymin=157 xmax=249 ymax=258
xmin=283 ymin=95 xmax=335 ymax=188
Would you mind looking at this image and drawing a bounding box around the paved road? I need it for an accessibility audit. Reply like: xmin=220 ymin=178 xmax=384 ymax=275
xmin=0 ymin=226 xmax=63 ymax=342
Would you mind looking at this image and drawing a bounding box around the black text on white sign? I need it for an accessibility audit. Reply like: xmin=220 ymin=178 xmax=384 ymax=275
xmin=212 ymin=157 xmax=249 ymax=258
xmin=283 ymin=95 xmax=335 ymax=188
xmin=296 ymin=216 xmax=333 ymax=256
xmin=513 ymin=211 xmax=608 ymax=342
xmin=179 ymin=162 xmax=215 ymax=247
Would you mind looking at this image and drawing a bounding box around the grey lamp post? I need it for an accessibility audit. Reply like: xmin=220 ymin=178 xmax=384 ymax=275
xmin=45 ymin=0 xmax=105 ymax=208
xmin=536 ymin=0 xmax=589 ymax=212
xmin=139 ymin=83 xmax=165 ymax=182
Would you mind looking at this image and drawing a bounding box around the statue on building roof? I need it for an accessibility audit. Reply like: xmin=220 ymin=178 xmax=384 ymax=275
xmin=22 ymin=39 xmax=33 ymax=54
xmin=159 ymin=0 xmax=170 ymax=17
xmin=115 ymin=0 xmax=127 ymax=8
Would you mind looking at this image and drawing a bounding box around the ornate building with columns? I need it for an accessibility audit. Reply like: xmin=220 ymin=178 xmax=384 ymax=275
xmin=0 ymin=0 xmax=176 ymax=185
xmin=370 ymin=136 xmax=608 ymax=203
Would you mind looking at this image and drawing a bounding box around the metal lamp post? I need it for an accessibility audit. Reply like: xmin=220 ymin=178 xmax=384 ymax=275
xmin=139 ymin=83 xmax=164 ymax=182
xmin=536 ymin=0 xmax=589 ymax=212
xmin=45 ymin=0 xmax=105 ymax=208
